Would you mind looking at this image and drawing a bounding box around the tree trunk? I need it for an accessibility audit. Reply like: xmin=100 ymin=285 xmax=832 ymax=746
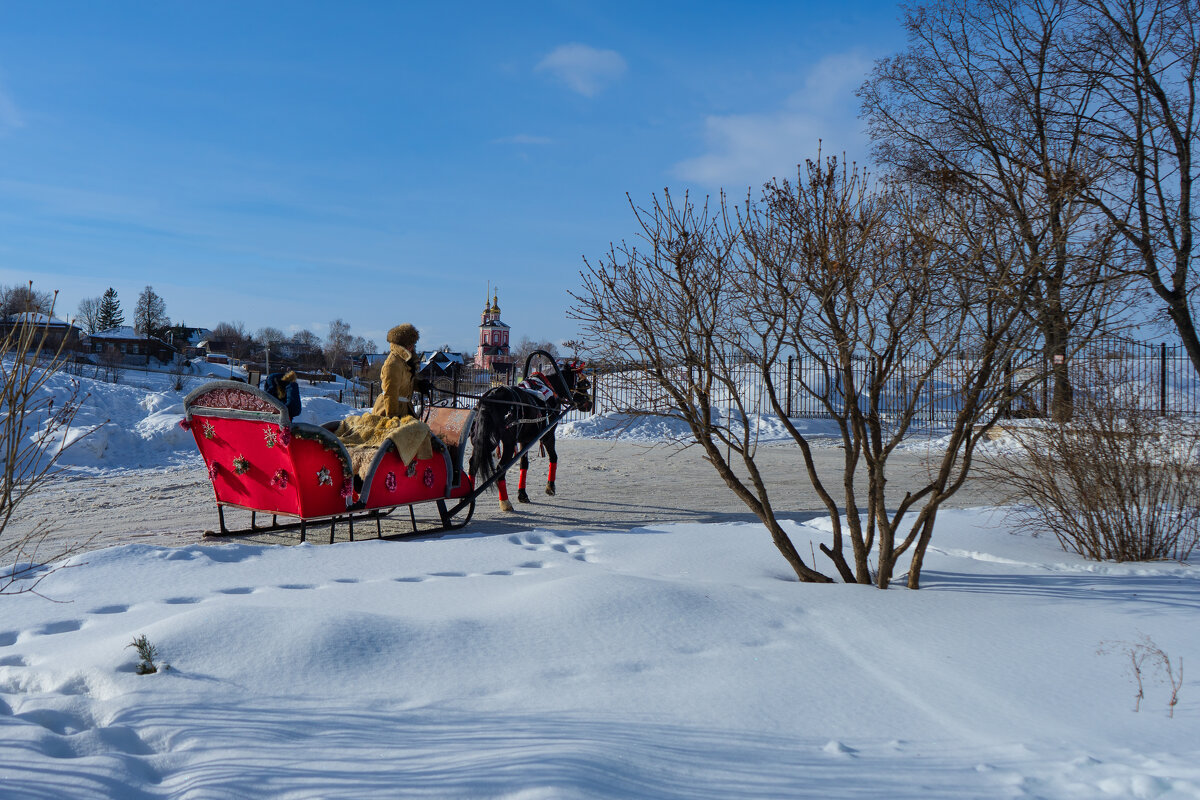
xmin=1045 ymin=324 xmax=1073 ymax=423
xmin=906 ymin=511 xmax=939 ymax=590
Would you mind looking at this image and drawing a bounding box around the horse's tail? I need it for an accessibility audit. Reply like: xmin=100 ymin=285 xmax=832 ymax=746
xmin=468 ymin=391 xmax=503 ymax=491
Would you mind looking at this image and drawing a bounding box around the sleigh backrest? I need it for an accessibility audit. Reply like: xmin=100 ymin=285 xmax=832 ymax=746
xmin=423 ymin=406 xmax=475 ymax=482
xmin=183 ymin=381 xmax=354 ymax=519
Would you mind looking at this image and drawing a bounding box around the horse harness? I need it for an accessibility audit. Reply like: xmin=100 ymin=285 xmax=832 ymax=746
xmin=503 ymin=374 xmax=560 ymax=429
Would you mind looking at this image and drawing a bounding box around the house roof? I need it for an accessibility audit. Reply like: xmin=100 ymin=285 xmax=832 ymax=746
xmin=8 ymin=312 xmax=74 ymax=328
xmin=418 ymin=352 xmax=465 ymax=373
xmin=86 ymin=326 xmax=151 ymax=341
xmin=85 ymin=327 xmax=173 ymax=347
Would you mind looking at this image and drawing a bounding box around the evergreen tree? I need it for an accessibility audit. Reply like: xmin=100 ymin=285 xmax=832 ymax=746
xmin=134 ymin=285 xmax=169 ymax=339
xmin=96 ymin=288 xmax=124 ymax=331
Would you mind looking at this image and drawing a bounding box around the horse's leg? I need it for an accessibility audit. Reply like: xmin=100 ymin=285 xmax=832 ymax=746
xmin=517 ymin=452 xmax=531 ymax=504
xmin=544 ymin=430 xmax=558 ymax=496
xmin=497 ymin=438 xmax=515 ymax=512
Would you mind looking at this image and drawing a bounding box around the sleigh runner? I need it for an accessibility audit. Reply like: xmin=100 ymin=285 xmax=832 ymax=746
xmin=182 ymin=381 xmax=478 ymax=541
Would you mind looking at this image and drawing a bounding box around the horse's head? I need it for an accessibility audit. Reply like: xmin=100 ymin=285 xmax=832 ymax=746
xmin=559 ymin=359 xmax=593 ymax=412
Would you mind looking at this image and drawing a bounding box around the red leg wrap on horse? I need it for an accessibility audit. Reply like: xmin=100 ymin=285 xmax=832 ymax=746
xmin=497 ymin=480 xmax=508 ymax=502
xmin=548 ymin=463 xmax=557 ymax=482
xmin=518 ymin=469 xmax=527 ymax=490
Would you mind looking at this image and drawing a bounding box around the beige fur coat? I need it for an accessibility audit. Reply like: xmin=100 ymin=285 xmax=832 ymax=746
xmin=372 ymin=341 xmax=417 ymax=419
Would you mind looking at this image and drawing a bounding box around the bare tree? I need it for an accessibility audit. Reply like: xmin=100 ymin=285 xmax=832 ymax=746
xmin=211 ymin=321 xmax=252 ymax=360
xmin=859 ymin=0 xmax=1127 ymax=422
xmin=76 ymin=296 xmax=103 ymax=335
xmin=255 ymin=326 xmax=287 ymax=348
xmin=0 ymin=284 xmax=55 ymax=318
xmin=572 ymin=159 xmax=1042 ymax=588
xmin=290 ymin=329 xmax=324 ymax=370
xmin=1 ymin=288 xmax=95 ymax=594
xmin=511 ymin=336 xmax=560 ymax=366
xmin=350 ymin=335 xmax=377 ymax=358
xmin=325 ymin=318 xmax=353 ymax=375
xmin=1073 ymin=0 xmax=1200 ymax=375
xmin=134 ymin=285 xmax=170 ymax=343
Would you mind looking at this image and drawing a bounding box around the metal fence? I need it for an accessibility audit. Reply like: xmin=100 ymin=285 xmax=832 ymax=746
xmin=575 ymin=340 xmax=1200 ymax=423
xmin=346 ymin=366 xmax=520 ymax=411
xmin=341 ymin=338 xmax=1200 ymax=423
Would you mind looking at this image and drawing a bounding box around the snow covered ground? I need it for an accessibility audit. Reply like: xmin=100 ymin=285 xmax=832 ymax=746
xmin=1 ymin=367 xmax=1198 ymax=798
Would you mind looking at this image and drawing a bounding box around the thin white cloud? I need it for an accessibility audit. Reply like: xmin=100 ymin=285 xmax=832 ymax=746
xmin=0 ymin=178 xmax=152 ymax=218
xmin=536 ymin=43 xmax=627 ymax=97
xmin=672 ymin=52 xmax=875 ymax=189
xmin=0 ymin=78 xmax=25 ymax=132
xmin=493 ymin=134 xmax=554 ymax=145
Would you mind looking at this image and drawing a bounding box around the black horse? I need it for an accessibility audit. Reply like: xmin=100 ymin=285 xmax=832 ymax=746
xmin=468 ymin=356 xmax=592 ymax=511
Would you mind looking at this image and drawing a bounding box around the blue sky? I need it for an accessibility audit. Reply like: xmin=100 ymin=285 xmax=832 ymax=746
xmin=0 ymin=1 xmax=904 ymax=353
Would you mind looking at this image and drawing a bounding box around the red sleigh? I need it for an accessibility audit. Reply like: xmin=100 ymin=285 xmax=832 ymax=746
xmin=182 ymin=381 xmax=476 ymax=541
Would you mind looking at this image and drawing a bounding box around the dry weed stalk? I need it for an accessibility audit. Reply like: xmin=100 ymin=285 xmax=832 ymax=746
xmin=1100 ymin=635 xmax=1185 ymax=717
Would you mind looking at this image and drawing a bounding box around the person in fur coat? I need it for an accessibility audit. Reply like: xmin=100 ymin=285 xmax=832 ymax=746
xmin=334 ymin=323 xmax=433 ymax=482
xmin=372 ymin=323 xmax=420 ymax=418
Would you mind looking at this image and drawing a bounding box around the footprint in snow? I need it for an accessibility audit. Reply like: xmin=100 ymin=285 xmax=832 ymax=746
xmin=89 ymin=605 xmax=129 ymax=615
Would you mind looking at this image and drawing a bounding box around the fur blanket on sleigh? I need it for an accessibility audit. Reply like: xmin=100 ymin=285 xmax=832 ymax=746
xmin=335 ymin=412 xmax=434 ymax=481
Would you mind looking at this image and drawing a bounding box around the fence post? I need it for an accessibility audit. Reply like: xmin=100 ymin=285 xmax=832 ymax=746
xmin=786 ymin=355 xmax=793 ymax=417
xmin=1042 ymin=358 xmax=1049 ymax=419
xmin=1004 ymin=356 xmax=1013 ymax=419
xmin=1161 ymin=342 xmax=1168 ymax=416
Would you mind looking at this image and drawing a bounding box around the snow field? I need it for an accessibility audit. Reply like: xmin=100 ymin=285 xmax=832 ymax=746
xmin=0 ymin=360 xmax=1198 ymax=798
xmin=1 ymin=513 xmax=1198 ymax=798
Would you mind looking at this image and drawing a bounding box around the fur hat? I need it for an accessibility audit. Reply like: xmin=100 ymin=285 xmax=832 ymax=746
xmin=387 ymin=324 xmax=419 ymax=351
xmin=280 ymin=370 xmax=297 ymax=384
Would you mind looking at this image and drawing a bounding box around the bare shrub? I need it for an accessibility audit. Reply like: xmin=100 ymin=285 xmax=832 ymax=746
xmin=168 ymin=357 xmax=191 ymax=393
xmin=986 ymin=363 xmax=1200 ymax=562
xmin=98 ymin=345 xmax=124 ymax=384
xmin=1 ymin=286 xmax=96 ymax=594
xmin=572 ymin=159 xmax=1045 ymax=588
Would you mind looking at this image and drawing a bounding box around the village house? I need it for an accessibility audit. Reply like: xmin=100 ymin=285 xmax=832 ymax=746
xmin=0 ymin=312 xmax=82 ymax=353
xmin=82 ymin=326 xmax=177 ymax=366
